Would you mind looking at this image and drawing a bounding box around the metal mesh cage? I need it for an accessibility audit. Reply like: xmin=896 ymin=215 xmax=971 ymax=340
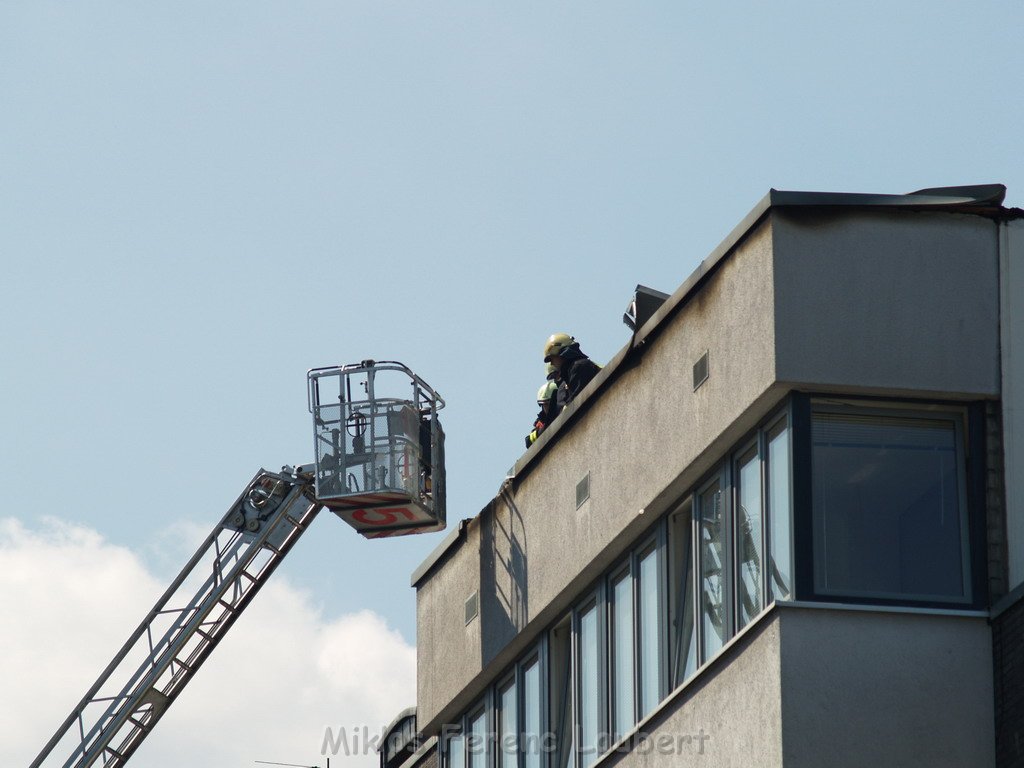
xmin=307 ymin=360 xmax=445 ymax=537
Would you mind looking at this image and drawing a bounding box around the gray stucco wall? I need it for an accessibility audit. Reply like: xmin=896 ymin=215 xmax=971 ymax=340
xmin=772 ymin=209 xmax=1000 ymax=398
xmin=777 ymin=606 xmax=994 ymax=768
xmin=416 ymin=220 xmax=781 ymax=730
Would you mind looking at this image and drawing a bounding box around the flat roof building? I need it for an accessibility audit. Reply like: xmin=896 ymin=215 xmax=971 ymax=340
xmin=379 ymin=184 xmax=1024 ymax=768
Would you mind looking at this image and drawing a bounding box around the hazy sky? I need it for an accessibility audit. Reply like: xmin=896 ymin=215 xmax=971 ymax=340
xmin=3 ymin=2 xmax=1022 ymax=766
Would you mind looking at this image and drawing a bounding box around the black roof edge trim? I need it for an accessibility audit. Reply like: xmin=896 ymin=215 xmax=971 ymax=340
xmin=769 ymin=183 xmax=1007 ymax=209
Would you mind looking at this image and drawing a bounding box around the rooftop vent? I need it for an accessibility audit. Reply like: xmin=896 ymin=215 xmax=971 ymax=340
xmin=623 ymin=284 xmax=670 ymax=332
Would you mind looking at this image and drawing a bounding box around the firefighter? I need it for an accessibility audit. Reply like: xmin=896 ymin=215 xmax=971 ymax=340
xmin=543 ymin=332 xmax=601 ymax=409
xmin=525 ymin=365 xmax=559 ymax=447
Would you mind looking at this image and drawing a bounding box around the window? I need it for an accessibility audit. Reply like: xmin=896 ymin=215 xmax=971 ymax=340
xmin=670 ymin=502 xmax=697 ymax=686
xmin=734 ymin=444 xmax=763 ymax=629
xmin=576 ymin=600 xmax=602 ymax=767
xmin=467 ymin=707 xmax=487 ymax=768
xmin=636 ymin=543 xmax=663 ymax=717
xmin=497 ymin=677 xmax=517 ymax=768
xmin=609 ymin=569 xmax=634 ymax=740
xmin=811 ymin=406 xmax=970 ymax=602
xmin=447 ymin=731 xmax=466 ymax=768
xmin=698 ymin=478 xmax=728 ymax=661
xmin=766 ymin=420 xmax=793 ymax=600
xmin=522 ymin=657 xmax=542 ymax=768
xmin=550 ymin=616 xmax=574 ymax=768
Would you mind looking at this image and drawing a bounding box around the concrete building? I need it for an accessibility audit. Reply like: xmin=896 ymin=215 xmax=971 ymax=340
xmin=379 ymin=184 xmax=1024 ymax=768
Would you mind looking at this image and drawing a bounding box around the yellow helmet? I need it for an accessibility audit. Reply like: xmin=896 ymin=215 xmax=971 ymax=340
xmin=543 ymin=332 xmax=575 ymax=362
xmin=545 ymin=362 xmax=557 ymax=380
xmin=536 ymin=380 xmax=558 ymax=404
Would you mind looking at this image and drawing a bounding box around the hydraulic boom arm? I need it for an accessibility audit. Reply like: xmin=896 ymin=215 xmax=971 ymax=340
xmin=30 ymin=466 xmax=323 ymax=768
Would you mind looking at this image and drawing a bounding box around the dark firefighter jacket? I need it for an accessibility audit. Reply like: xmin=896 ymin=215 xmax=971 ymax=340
xmin=555 ymin=345 xmax=601 ymax=411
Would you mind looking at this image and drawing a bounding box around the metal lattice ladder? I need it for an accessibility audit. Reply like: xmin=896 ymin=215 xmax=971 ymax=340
xmin=30 ymin=467 xmax=323 ymax=768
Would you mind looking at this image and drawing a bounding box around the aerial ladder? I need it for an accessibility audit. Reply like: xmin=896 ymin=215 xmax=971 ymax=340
xmin=31 ymin=361 xmax=445 ymax=768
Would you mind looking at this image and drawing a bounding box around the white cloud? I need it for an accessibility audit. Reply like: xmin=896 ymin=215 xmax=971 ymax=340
xmin=1 ymin=517 xmax=416 ymax=768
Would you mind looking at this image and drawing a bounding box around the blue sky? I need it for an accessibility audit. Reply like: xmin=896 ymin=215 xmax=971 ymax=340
xmin=2 ymin=2 xmax=1023 ymax=764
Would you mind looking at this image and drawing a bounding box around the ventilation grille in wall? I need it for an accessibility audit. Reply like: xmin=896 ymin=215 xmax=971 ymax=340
xmin=576 ymin=472 xmax=591 ymax=509
xmin=693 ymin=350 xmax=710 ymax=391
xmin=465 ymin=591 xmax=479 ymax=625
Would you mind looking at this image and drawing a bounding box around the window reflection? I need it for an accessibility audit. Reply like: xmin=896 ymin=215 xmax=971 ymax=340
xmin=610 ymin=572 xmax=634 ymax=739
xmin=468 ymin=710 xmax=486 ymax=768
xmin=447 ymin=733 xmax=465 ymax=768
xmin=578 ymin=603 xmax=600 ymax=768
xmin=523 ymin=658 xmax=541 ymax=768
xmin=736 ymin=447 xmax=763 ymax=628
xmin=637 ymin=546 xmax=661 ymax=717
xmin=699 ymin=481 xmax=727 ymax=660
xmin=767 ymin=422 xmax=792 ymax=600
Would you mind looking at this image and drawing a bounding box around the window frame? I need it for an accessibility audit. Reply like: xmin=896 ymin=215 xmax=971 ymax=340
xmin=668 ymin=497 xmax=699 ymax=687
xmin=794 ymin=395 xmax=986 ymax=609
xmin=571 ymin=590 xmax=606 ymax=768
xmin=495 ymin=671 xmax=517 ymax=768
xmin=517 ymin=643 xmax=546 ymax=768
xmin=732 ymin=437 xmax=764 ymax=630
xmin=633 ymin=530 xmax=667 ymax=721
xmin=466 ymin=698 xmax=490 ymax=768
xmin=764 ymin=412 xmax=795 ymax=602
xmin=695 ymin=468 xmax=731 ymax=664
xmin=607 ymin=562 xmax=635 ymax=742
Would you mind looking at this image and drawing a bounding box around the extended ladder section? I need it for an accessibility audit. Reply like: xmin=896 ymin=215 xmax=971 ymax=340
xmin=30 ymin=467 xmax=322 ymax=768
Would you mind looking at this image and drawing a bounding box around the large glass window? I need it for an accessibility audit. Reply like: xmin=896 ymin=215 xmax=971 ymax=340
xmin=699 ymin=479 xmax=728 ymax=661
xmin=811 ymin=407 xmax=969 ymax=602
xmin=609 ymin=570 xmax=634 ymax=740
xmin=636 ymin=544 xmax=662 ymax=717
xmin=735 ymin=445 xmax=763 ymax=628
xmin=766 ymin=421 xmax=792 ymax=600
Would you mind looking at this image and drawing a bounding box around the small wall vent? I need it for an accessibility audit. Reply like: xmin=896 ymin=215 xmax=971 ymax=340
xmin=693 ymin=350 xmax=710 ymax=391
xmin=576 ymin=472 xmax=591 ymax=509
xmin=465 ymin=591 xmax=479 ymax=625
